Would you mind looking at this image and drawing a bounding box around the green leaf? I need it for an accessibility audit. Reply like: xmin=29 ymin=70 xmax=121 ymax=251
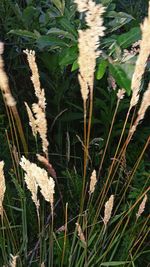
xmin=71 ymin=59 xmax=79 ymax=71
xmin=100 ymin=261 xmax=130 ymax=266
xmin=107 ymin=11 xmax=134 ymax=32
xmin=46 ymin=27 xmax=76 ymax=42
xmin=59 ymin=46 xmax=78 ymax=67
xmin=40 ymin=53 xmax=59 ymax=73
xmin=96 ymin=59 xmax=108 ymax=80
xmin=59 ymin=17 xmax=77 ymax=37
xmin=22 ymin=6 xmax=38 ymax=26
xmin=119 ymin=62 xmax=135 ymax=80
xmin=117 ymin=27 xmax=141 ymax=49
xmin=109 ymin=63 xmax=131 ymax=95
xmin=36 ymin=35 xmax=68 ymax=49
xmin=8 ymin=29 xmax=37 ymax=39
xmin=101 ymin=0 xmax=112 ymax=4
xmin=52 ymin=0 xmax=65 ymax=15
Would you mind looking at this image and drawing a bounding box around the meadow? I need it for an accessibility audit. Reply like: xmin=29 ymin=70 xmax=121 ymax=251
xmin=0 ymin=0 xmax=150 ymax=266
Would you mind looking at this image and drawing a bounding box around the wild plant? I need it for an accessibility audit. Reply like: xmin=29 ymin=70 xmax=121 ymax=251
xmin=0 ymin=0 xmax=149 ymax=266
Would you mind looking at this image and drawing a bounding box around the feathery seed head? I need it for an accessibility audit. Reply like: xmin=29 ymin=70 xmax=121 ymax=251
xmin=130 ymin=2 xmax=150 ymax=109
xmin=75 ymin=0 xmax=106 ymax=102
xmin=103 ymin=195 xmax=114 ymax=228
xmin=76 ymin=222 xmax=86 ymax=245
xmin=24 ymin=102 xmax=37 ymax=137
xmin=0 ymin=43 xmax=16 ymax=107
xmin=23 ymin=49 xmax=49 ymax=156
xmin=89 ymin=169 xmax=97 ymax=195
xmin=130 ymin=82 xmax=150 ymax=135
xmin=136 ymin=194 xmax=148 ymax=220
xmin=20 ymin=156 xmax=55 ymax=212
xmin=74 ymin=0 xmax=88 ymax=12
xmin=9 ymin=254 xmax=18 ymax=267
xmin=117 ymin=89 xmax=125 ymax=100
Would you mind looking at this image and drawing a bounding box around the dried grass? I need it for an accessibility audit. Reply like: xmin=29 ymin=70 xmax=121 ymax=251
xmin=130 ymin=82 xmax=150 ymax=135
xmin=0 ymin=42 xmax=16 ymax=107
xmin=20 ymin=156 xmax=55 ymax=213
xmin=136 ymin=194 xmax=148 ymax=220
xmin=23 ymin=49 xmax=49 ymax=157
xmin=76 ymin=222 xmax=86 ymax=246
xmin=75 ymin=0 xmax=105 ymax=102
xmin=130 ymin=1 xmax=150 ymax=109
xmin=0 ymin=161 xmax=6 ymax=217
xmin=103 ymin=195 xmax=114 ymax=228
xmin=9 ymin=254 xmax=18 ymax=267
xmin=89 ymin=169 xmax=97 ymax=195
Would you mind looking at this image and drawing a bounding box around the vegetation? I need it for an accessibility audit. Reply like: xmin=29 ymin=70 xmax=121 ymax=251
xmin=0 ymin=0 xmax=149 ymax=266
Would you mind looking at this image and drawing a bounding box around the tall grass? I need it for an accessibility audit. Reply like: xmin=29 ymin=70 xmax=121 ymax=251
xmin=0 ymin=0 xmax=150 ymax=266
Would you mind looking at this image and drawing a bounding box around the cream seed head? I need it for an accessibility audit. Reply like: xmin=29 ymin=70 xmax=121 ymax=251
xmin=103 ymin=195 xmax=114 ymax=228
xmin=89 ymin=169 xmax=97 ymax=195
xmin=75 ymin=0 xmax=106 ymax=102
xmin=130 ymin=2 xmax=150 ymax=109
xmin=136 ymin=194 xmax=148 ymax=220
xmin=24 ymin=102 xmax=37 ymax=137
xmin=20 ymin=156 xmax=55 ymax=212
xmin=23 ymin=49 xmax=49 ymax=156
xmin=76 ymin=222 xmax=86 ymax=245
xmin=0 ymin=42 xmax=16 ymax=107
xmin=9 ymin=254 xmax=18 ymax=267
xmin=117 ymin=89 xmax=125 ymax=100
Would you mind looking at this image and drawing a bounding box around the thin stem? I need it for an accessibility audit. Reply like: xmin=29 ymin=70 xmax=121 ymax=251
xmin=80 ymin=90 xmax=93 ymax=213
xmin=98 ymin=99 xmax=120 ymax=179
xmin=61 ymin=203 xmax=68 ymax=267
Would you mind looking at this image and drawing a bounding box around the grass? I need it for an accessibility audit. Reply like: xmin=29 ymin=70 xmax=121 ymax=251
xmin=0 ymin=0 xmax=150 ymax=266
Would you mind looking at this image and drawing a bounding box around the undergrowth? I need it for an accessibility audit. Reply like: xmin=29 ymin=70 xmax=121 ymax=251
xmin=0 ymin=1 xmax=150 ymax=267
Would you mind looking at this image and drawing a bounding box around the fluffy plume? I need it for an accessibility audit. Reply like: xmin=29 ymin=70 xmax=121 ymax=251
xmin=136 ymin=194 xmax=148 ymax=220
xmin=74 ymin=0 xmax=88 ymax=12
xmin=0 ymin=42 xmax=16 ymax=107
xmin=0 ymin=161 xmax=6 ymax=217
xmin=24 ymin=102 xmax=37 ymax=137
xmin=75 ymin=0 xmax=106 ymax=102
xmin=89 ymin=169 xmax=97 ymax=195
xmin=23 ymin=49 xmax=48 ymax=156
xmin=75 ymin=222 xmax=86 ymax=245
xmin=20 ymin=157 xmax=39 ymax=215
xmin=130 ymin=82 xmax=150 ymax=135
xmin=130 ymin=2 xmax=150 ymax=109
xmin=37 ymin=154 xmax=56 ymax=178
xmin=20 ymin=156 xmax=55 ymax=213
xmin=9 ymin=254 xmax=18 ymax=267
xmin=103 ymin=195 xmax=114 ymax=228
xmin=117 ymin=89 xmax=125 ymax=100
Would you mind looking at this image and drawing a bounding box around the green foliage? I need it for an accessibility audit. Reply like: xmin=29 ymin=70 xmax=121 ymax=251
xmin=0 ymin=0 xmax=149 ymax=266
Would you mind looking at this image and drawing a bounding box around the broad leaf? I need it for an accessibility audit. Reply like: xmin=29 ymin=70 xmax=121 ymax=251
xmin=109 ymin=63 xmax=131 ymax=95
xmin=96 ymin=59 xmax=108 ymax=80
xmin=36 ymin=35 xmax=68 ymax=49
xmin=52 ymin=0 xmax=65 ymax=15
xmin=59 ymin=46 xmax=78 ymax=67
xmin=117 ymin=27 xmax=141 ymax=49
xmin=8 ymin=29 xmax=37 ymax=39
xmin=107 ymin=11 xmax=134 ymax=32
xmin=46 ymin=27 xmax=76 ymax=42
xmin=71 ymin=60 xmax=79 ymax=71
xmin=59 ymin=17 xmax=77 ymax=37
